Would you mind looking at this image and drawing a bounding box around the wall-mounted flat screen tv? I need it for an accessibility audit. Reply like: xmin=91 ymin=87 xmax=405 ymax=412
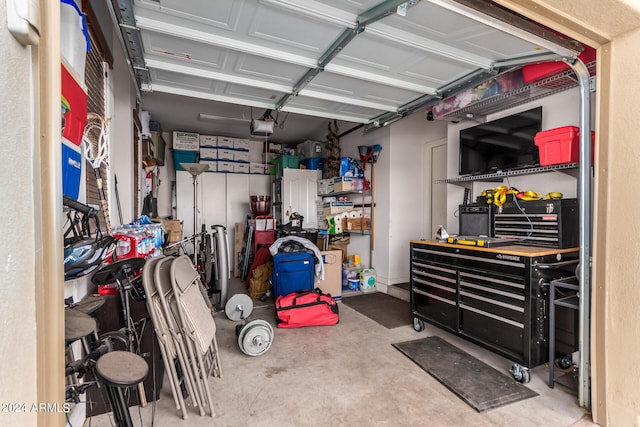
xmin=459 ymin=106 xmax=542 ymax=176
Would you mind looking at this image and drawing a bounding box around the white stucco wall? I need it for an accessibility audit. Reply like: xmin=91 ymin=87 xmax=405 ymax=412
xmin=0 ymin=2 xmax=39 ymax=425
xmin=598 ymin=26 xmax=640 ymax=425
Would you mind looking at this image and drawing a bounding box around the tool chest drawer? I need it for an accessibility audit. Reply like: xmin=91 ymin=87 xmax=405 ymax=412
xmin=411 ymin=258 xmax=457 ymax=332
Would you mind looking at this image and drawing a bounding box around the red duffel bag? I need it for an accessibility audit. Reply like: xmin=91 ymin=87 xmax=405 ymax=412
xmin=275 ymin=288 xmax=339 ymax=329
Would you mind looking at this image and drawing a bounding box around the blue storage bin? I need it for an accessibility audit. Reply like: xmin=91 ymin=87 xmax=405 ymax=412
xmin=173 ymin=149 xmax=199 ymax=171
xmin=300 ymin=157 xmax=325 ymax=171
xmin=62 ymin=143 xmax=82 ymax=199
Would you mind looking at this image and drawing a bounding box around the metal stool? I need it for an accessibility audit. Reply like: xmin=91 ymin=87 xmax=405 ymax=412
xmin=95 ymin=351 xmax=149 ymax=427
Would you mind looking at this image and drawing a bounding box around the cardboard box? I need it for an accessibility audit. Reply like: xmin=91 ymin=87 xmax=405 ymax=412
xmin=217 ymin=148 xmax=235 ymax=161
xmin=217 ymin=136 xmax=236 ymax=149
xmin=322 ymin=201 xmax=353 ymax=216
xmin=317 ymin=234 xmax=350 ymax=251
xmin=333 ymin=176 xmax=363 ymax=192
xmin=342 ymin=217 xmax=371 ymax=231
xmin=199 ymin=134 xmax=217 ymax=147
xmin=234 ymin=162 xmax=250 ymax=174
xmin=233 ymin=150 xmax=250 ymax=162
xmin=316 ymin=250 xmax=342 ymax=300
xmin=199 ymin=147 xmax=217 ymax=160
xmin=199 ymin=159 xmax=217 ymax=172
xmin=268 ymin=142 xmax=283 ymax=153
xmin=173 ymin=131 xmax=200 ymax=151
xmin=318 ymin=179 xmax=333 ymax=195
xmin=165 ymin=219 xmax=183 ymax=243
xmin=233 ymin=138 xmax=250 ymax=151
xmin=250 ymin=162 xmax=267 ymax=174
xmin=217 ymin=161 xmax=234 ymax=173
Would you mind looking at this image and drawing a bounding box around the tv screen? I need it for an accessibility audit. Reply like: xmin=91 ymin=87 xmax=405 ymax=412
xmin=459 ymin=106 xmax=542 ymax=176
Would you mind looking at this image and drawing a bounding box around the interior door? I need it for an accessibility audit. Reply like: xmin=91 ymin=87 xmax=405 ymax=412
xmin=282 ymin=169 xmax=321 ymax=228
xmin=423 ymin=140 xmax=448 ymax=239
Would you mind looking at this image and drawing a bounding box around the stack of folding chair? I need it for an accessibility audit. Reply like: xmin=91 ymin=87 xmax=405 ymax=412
xmin=141 ymin=255 xmax=222 ymax=419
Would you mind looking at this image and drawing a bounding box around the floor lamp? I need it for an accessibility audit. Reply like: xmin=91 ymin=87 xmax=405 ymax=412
xmin=180 ymin=163 xmax=209 ymax=263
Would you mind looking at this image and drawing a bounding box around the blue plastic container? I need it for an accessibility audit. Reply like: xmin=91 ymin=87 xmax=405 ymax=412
xmin=173 ymin=150 xmax=199 ymax=171
xmin=300 ymin=157 xmax=325 ymax=171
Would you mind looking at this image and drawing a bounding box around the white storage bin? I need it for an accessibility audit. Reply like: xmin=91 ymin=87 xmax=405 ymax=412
xmin=61 ymin=0 xmax=90 ymax=81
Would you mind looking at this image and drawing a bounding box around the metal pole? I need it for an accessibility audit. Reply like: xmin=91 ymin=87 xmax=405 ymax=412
xmin=564 ymin=57 xmax=592 ymax=409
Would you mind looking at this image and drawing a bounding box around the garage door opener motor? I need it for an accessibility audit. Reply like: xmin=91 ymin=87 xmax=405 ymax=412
xmin=224 ymin=294 xmax=274 ymax=357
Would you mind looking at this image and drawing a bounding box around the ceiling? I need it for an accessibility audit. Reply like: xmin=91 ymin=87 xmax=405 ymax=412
xmin=110 ymin=0 xmax=583 ymax=144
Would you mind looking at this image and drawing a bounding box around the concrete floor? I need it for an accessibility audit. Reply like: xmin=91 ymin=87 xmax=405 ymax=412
xmin=84 ymin=279 xmax=595 ymax=427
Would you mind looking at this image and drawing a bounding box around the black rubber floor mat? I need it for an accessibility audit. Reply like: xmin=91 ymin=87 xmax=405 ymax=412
xmin=342 ymin=292 xmax=412 ymax=329
xmin=392 ymin=335 xmax=538 ymax=412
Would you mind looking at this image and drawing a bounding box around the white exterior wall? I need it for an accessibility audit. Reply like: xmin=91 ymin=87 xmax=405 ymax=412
xmin=0 ymin=2 xmax=39 ymax=425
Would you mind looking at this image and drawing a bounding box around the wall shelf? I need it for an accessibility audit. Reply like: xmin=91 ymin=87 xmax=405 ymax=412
xmin=437 ymin=163 xmax=579 ymax=185
xmin=437 ymin=61 xmax=596 ymax=122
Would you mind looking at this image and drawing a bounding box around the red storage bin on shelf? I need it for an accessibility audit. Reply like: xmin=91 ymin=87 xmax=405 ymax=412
xmin=535 ymin=126 xmax=594 ymax=166
xmin=61 ymin=63 xmax=88 ymax=146
xmin=521 ymin=46 xmax=596 ymax=84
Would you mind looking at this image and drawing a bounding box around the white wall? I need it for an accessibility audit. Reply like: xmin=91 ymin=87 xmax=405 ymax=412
xmin=109 ymin=32 xmax=136 ymax=226
xmin=341 ymin=126 xmax=390 ymax=275
xmin=340 ymin=115 xmax=447 ymax=286
xmin=388 ymin=113 xmax=447 ymax=284
xmin=445 ymin=88 xmax=583 ymax=233
xmin=0 ymin=2 xmax=39 ymax=423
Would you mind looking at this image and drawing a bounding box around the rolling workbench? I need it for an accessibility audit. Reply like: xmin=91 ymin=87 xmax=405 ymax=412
xmin=409 ymin=239 xmax=579 ymax=381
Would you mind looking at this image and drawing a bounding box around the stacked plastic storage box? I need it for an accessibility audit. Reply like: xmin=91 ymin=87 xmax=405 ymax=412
xmin=297 ymin=140 xmax=325 ymax=174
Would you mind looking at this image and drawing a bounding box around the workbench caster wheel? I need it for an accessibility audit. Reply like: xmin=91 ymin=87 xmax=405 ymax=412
xmin=238 ymin=319 xmax=274 ymax=357
xmin=413 ymin=317 xmax=425 ymax=332
xmin=510 ymin=364 xmax=531 ymax=383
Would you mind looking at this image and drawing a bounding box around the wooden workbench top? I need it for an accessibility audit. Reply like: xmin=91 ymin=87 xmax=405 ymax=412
xmin=410 ymin=239 xmax=579 ymax=257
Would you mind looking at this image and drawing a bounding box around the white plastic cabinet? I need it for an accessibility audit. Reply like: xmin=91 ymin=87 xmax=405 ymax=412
xmin=273 ymin=169 xmax=321 ymax=228
xmin=176 ymin=170 xmax=270 ymax=236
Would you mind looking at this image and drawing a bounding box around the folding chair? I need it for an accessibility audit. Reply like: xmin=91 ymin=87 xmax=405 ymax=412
xmin=170 ymin=255 xmax=223 ymax=417
xmin=141 ymin=256 xmax=191 ymax=419
xmin=153 ymin=256 xmax=207 ymax=416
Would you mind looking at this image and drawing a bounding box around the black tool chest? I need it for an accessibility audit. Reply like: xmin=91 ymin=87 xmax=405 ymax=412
xmin=410 ymin=240 xmax=579 ymax=368
xmin=493 ymin=198 xmax=579 ymax=248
